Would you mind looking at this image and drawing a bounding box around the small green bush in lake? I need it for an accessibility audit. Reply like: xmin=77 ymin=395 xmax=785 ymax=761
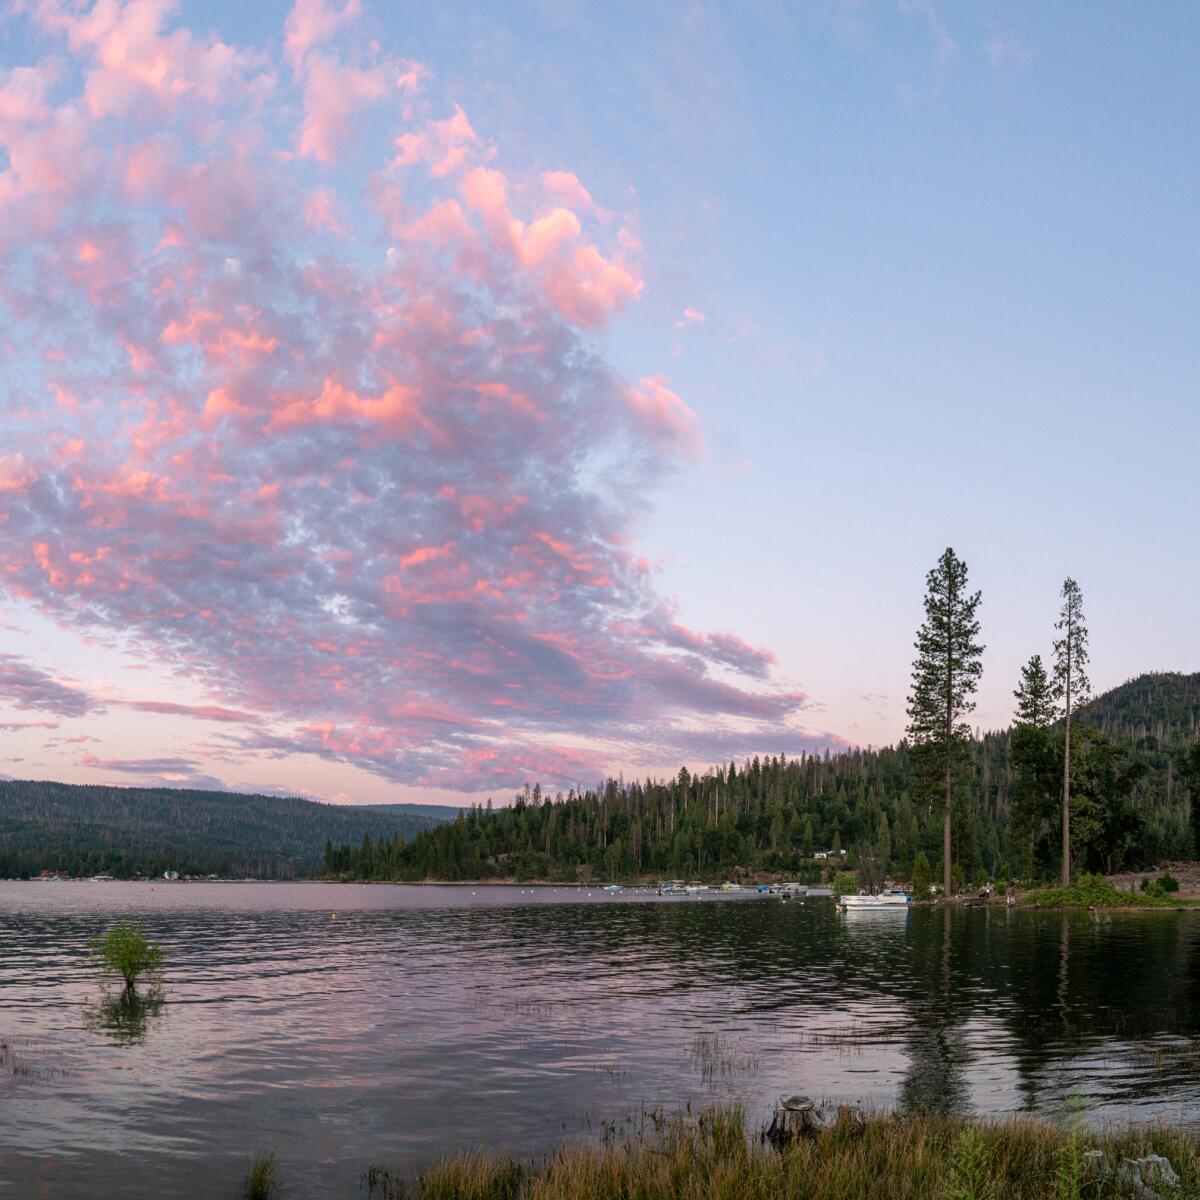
xmin=88 ymin=922 xmax=164 ymax=993
xmin=240 ymin=1151 xmax=279 ymax=1200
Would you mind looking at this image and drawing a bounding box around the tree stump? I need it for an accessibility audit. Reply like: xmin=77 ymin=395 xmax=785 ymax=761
xmin=765 ymin=1096 xmax=827 ymax=1147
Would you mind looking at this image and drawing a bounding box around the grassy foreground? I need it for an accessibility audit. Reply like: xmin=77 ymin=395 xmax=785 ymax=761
xmin=361 ymin=1107 xmax=1200 ymax=1200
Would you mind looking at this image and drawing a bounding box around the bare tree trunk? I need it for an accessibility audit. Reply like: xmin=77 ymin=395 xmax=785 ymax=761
xmin=1061 ymin=660 xmax=1072 ymax=887
xmin=944 ymin=763 xmax=952 ymax=895
xmin=944 ymin=627 xmax=953 ymax=896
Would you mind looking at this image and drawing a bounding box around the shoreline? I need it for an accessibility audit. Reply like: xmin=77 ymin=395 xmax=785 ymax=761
xmin=348 ymin=1104 xmax=1198 ymax=1200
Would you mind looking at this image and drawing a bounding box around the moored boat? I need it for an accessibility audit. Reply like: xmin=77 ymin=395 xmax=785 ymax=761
xmin=839 ymin=891 xmax=910 ymax=910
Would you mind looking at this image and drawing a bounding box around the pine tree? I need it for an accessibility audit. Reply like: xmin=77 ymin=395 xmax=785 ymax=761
xmin=906 ymin=548 xmax=984 ymax=896
xmin=912 ymin=851 xmax=931 ymax=896
xmin=1014 ymin=654 xmax=1055 ymax=728
xmin=1181 ymin=742 xmax=1200 ymax=857
xmin=1053 ymin=578 xmax=1091 ymax=885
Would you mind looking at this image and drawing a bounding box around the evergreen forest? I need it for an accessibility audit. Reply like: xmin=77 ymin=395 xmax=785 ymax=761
xmin=324 ymin=672 xmax=1200 ymax=886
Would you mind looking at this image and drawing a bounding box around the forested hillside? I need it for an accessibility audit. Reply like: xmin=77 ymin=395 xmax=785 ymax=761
xmin=0 ymin=780 xmax=448 ymax=879
xmin=327 ymin=673 xmax=1200 ymax=885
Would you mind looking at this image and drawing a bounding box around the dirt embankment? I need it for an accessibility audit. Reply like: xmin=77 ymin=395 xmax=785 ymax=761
xmin=1105 ymin=861 xmax=1200 ymax=898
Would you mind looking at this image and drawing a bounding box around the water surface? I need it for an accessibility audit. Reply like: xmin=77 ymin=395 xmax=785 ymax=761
xmin=3 ymin=881 xmax=1199 ymax=1197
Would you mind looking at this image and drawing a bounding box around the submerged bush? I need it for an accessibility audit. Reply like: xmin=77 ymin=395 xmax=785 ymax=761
xmin=88 ymin=922 xmax=165 ymax=993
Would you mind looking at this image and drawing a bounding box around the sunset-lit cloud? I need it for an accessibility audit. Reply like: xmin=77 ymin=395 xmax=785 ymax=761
xmin=0 ymin=0 xmax=828 ymax=796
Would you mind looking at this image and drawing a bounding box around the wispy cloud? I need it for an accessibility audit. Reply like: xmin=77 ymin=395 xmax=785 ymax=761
xmin=986 ymin=34 xmax=1035 ymax=74
xmin=0 ymin=654 xmax=95 ymax=718
xmin=77 ymin=753 xmax=226 ymax=790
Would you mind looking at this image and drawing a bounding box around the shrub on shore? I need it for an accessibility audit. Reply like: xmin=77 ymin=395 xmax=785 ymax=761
xmin=386 ymin=1107 xmax=1200 ymax=1200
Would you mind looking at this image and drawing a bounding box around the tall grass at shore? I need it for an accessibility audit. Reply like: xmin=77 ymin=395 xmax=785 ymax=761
xmin=366 ymin=1106 xmax=1200 ymax=1200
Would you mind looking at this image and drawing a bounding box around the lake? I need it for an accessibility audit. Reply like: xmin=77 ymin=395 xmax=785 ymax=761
xmin=3 ymin=882 xmax=1199 ymax=1197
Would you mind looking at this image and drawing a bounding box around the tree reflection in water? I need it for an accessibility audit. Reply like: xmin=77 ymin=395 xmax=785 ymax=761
xmin=899 ymin=905 xmax=969 ymax=1115
xmin=85 ymin=987 xmax=165 ymax=1046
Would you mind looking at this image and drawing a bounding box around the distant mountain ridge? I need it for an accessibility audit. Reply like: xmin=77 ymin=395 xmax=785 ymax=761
xmin=351 ymin=802 xmax=463 ymax=822
xmin=0 ymin=780 xmax=452 ymax=879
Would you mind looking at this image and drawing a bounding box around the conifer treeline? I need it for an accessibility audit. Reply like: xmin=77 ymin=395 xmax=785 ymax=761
xmin=326 ymin=678 xmax=1200 ymax=884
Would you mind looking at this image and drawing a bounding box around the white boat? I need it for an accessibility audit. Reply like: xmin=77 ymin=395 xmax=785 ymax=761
xmin=839 ymin=891 xmax=910 ymax=910
xmin=772 ymin=882 xmax=808 ymax=899
xmin=657 ymin=880 xmax=688 ymax=896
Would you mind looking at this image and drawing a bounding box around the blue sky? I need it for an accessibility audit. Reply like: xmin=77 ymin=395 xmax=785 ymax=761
xmin=0 ymin=1 xmax=1195 ymax=801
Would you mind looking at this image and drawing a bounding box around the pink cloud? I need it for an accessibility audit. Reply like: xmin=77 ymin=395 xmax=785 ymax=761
xmin=673 ymin=307 xmax=707 ymax=329
xmin=303 ymin=186 xmax=347 ymax=234
xmin=392 ymin=104 xmax=477 ymax=177
xmin=120 ymin=700 xmax=261 ymax=724
xmin=0 ymin=455 xmax=34 ymax=494
xmin=623 ymin=376 xmax=702 ymax=458
xmin=0 ymin=0 xmax=808 ymax=794
xmin=460 ymin=166 xmax=642 ymax=328
xmin=284 ymin=0 xmax=362 ymax=71
xmin=297 ymin=54 xmax=389 ymax=163
xmin=541 ymin=170 xmax=594 ymax=212
xmin=32 ymin=0 xmax=267 ymax=120
xmin=0 ymin=653 xmax=95 ymax=718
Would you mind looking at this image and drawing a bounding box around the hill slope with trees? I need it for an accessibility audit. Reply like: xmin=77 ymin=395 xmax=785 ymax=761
xmin=0 ymin=780 xmax=451 ymax=879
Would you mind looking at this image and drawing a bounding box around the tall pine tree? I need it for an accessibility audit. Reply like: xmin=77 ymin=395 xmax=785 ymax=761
xmin=906 ymin=548 xmax=984 ymax=895
xmin=1053 ymin=578 xmax=1090 ymax=885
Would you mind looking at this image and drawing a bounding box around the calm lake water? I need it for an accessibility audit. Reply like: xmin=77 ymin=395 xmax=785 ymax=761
xmin=3 ymin=882 xmax=1200 ymax=1197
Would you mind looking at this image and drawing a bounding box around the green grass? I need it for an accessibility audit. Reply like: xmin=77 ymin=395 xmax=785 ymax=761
xmin=389 ymin=1107 xmax=1200 ymax=1200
